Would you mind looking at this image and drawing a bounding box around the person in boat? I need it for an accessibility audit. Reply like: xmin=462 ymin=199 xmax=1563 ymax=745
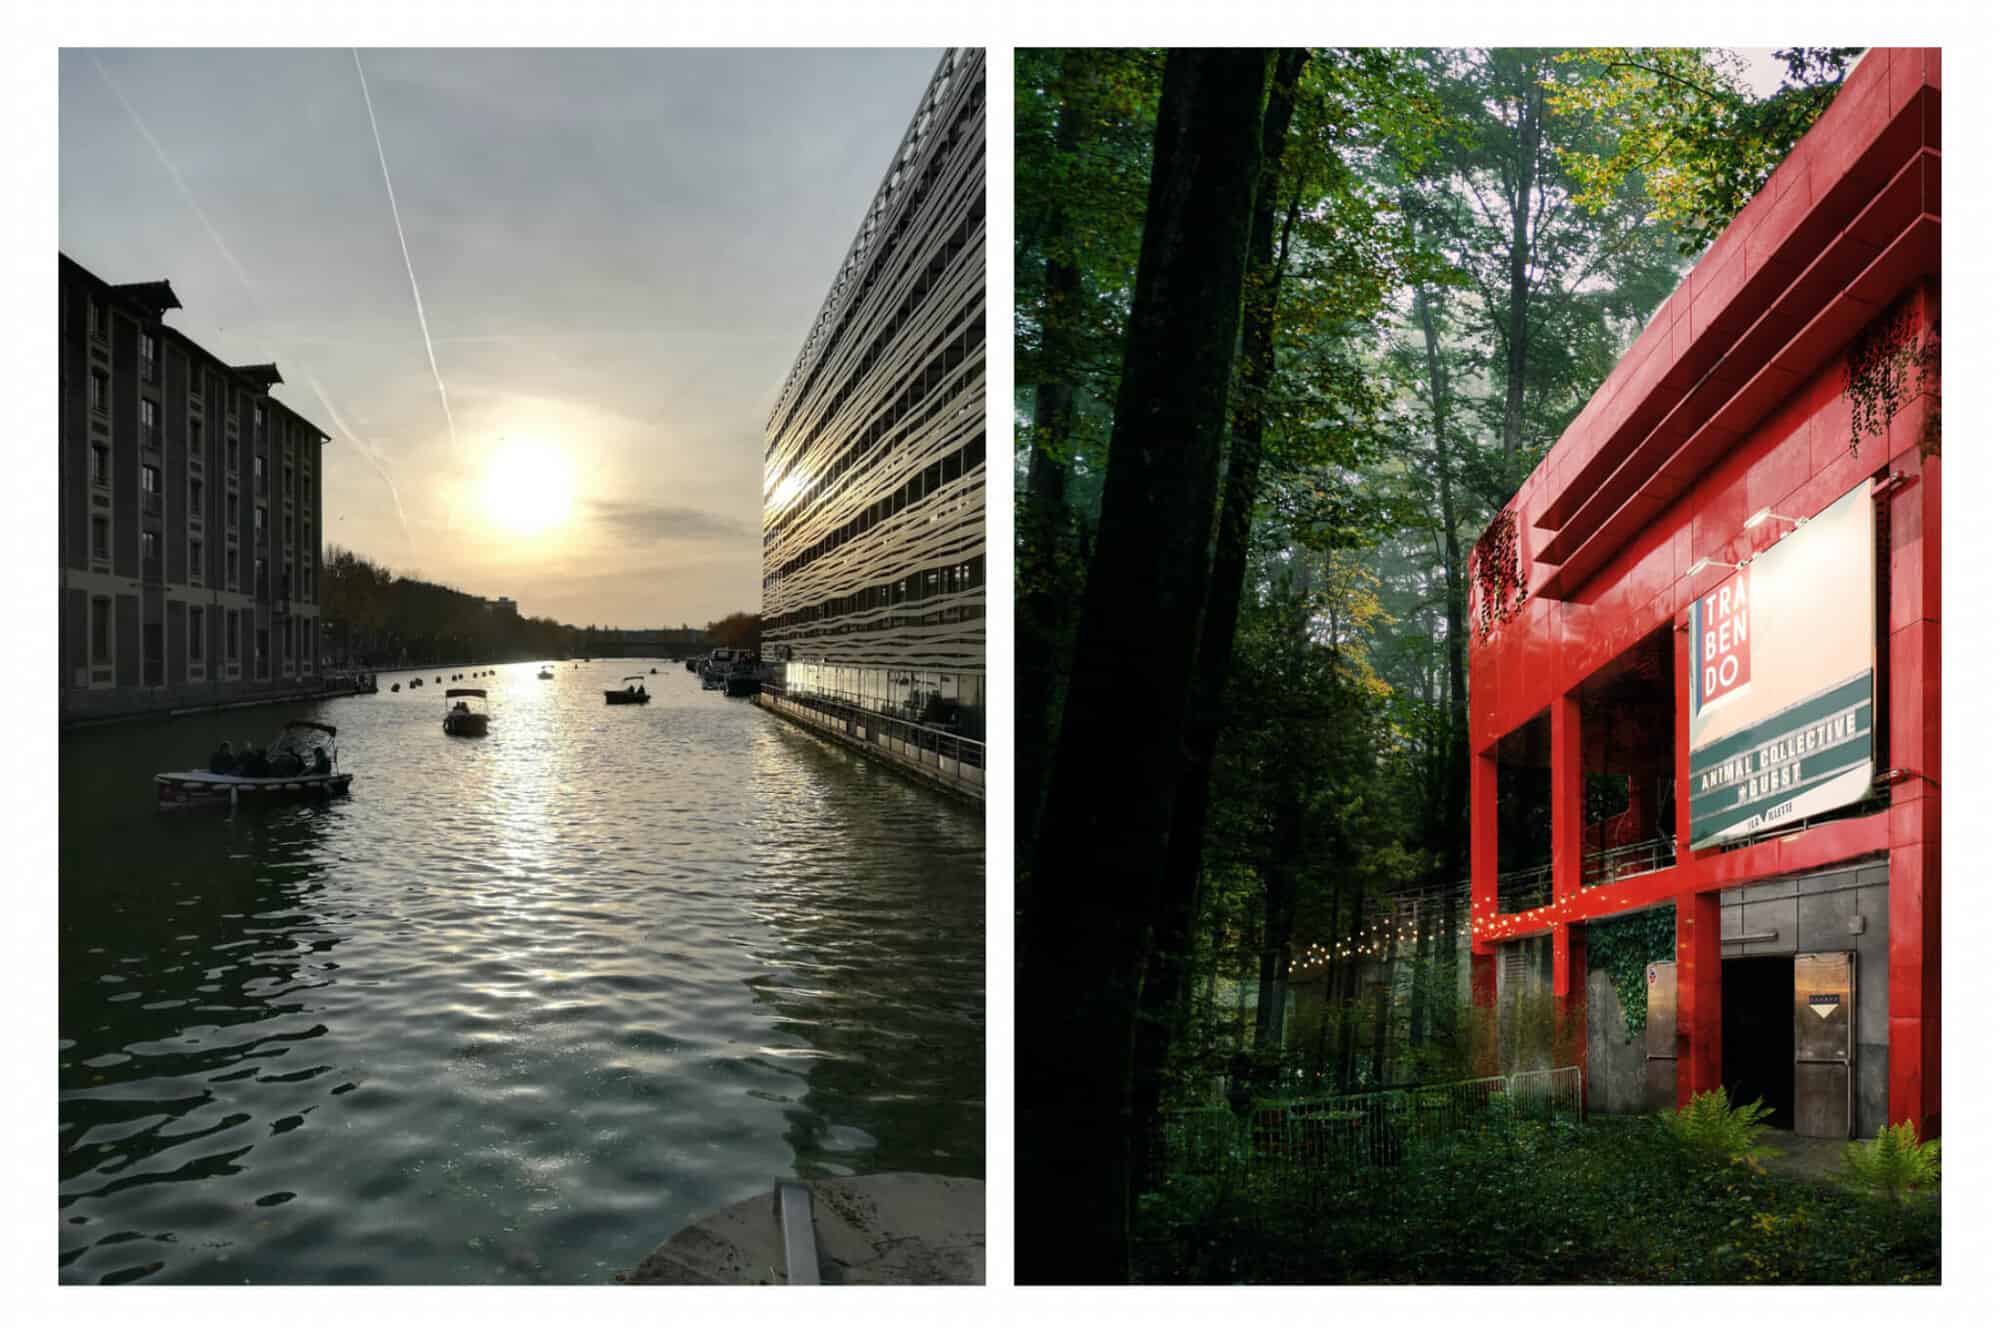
xmin=311 ymin=746 xmax=332 ymax=776
xmin=240 ymin=741 xmax=270 ymax=778
xmin=453 ymin=699 xmax=470 ymax=713
xmin=209 ymin=740 xmax=235 ymax=775
xmin=269 ymin=747 xmax=304 ymax=778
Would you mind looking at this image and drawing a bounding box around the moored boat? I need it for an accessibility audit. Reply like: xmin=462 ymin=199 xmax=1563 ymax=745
xmin=537 ymin=664 xmax=555 ymax=680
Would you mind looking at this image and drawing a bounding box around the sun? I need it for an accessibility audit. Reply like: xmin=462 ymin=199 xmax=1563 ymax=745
xmin=482 ymin=438 xmax=575 ymax=537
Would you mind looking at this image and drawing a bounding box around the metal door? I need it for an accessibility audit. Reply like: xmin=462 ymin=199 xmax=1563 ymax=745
xmin=1643 ymin=960 xmax=1677 ymax=1111
xmin=1794 ymin=952 xmax=1854 ymax=1139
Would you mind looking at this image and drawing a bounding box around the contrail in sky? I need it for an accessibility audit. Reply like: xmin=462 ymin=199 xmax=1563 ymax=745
xmin=92 ymin=52 xmax=413 ymax=554
xmin=305 ymin=373 xmax=413 ymax=547
xmin=90 ymin=55 xmax=258 ymax=299
xmin=353 ymin=49 xmax=459 ymax=455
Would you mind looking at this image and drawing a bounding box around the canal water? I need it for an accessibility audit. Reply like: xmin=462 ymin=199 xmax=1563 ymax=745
xmin=57 ymin=662 xmax=984 ymax=1284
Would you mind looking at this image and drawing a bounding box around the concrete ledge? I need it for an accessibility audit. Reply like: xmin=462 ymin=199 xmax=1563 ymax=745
xmin=756 ymin=694 xmax=984 ymax=805
xmin=623 ymin=1173 xmax=984 ymax=1285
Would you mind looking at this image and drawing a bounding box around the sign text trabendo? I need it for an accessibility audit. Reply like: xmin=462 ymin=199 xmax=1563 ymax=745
xmin=1687 ymin=481 xmax=1876 ymax=849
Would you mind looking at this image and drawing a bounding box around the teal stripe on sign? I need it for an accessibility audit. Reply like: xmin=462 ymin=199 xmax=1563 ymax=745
xmin=1691 ymin=760 xmax=1871 ymax=845
xmin=1690 ymin=671 xmax=1874 ymax=774
xmin=1690 ymin=734 xmax=1874 ymax=820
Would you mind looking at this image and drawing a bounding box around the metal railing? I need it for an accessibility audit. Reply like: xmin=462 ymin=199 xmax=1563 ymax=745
xmin=1160 ymin=1066 xmax=1583 ymax=1200
xmin=763 ymin=683 xmax=985 ymax=770
xmin=1582 ymin=834 xmax=1676 ymax=886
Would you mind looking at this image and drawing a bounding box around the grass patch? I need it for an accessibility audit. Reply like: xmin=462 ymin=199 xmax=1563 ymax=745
xmin=1136 ymin=1114 xmax=1939 ymax=1284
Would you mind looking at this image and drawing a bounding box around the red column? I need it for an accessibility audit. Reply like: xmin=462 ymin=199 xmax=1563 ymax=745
xmin=1885 ymin=334 xmax=1941 ymax=1137
xmin=1551 ymin=692 xmax=1583 ymax=910
xmin=1553 ymin=920 xmax=1589 ymax=1092
xmin=1470 ymin=748 xmax=1498 ymax=1075
xmin=1674 ymin=890 xmax=1722 ymax=1107
xmin=1550 ymin=694 xmax=1587 ymax=1087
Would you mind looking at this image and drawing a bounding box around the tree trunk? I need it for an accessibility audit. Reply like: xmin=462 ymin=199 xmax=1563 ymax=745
xmin=1017 ymin=49 xmax=1091 ymax=865
xmin=1018 ymin=48 xmax=1273 ymax=1286
xmin=1129 ymin=44 xmax=1306 ymax=1197
xmin=1415 ymin=285 xmax=1470 ymax=943
xmin=1501 ymin=54 xmax=1543 ymax=462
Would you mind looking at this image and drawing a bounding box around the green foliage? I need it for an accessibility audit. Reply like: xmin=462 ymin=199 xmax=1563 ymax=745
xmin=1846 ymin=303 xmax=1942 ymax=459
xmin=1842 ymin=1121 xmax=1941 ymax=1207
xmin=1138 ymin=1115 xmax=1938 ymax=1284
xmin=1588 ymin=905 xmax=1676 ymax=1039
xmin=1550 ymin=47 xmax=1860 ymax=255
xmin=1659 ymin=1088 xmax=1779 ymax=1170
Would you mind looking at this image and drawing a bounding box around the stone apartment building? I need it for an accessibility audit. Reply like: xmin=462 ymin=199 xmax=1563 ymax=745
xmin=60 ymin=253 xmax=327 ymax=723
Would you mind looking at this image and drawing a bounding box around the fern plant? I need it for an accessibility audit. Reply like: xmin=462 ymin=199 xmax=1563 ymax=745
xmin=1841 ymin=1121 xmax=1940 ymax=1206
xmin=1658 ymin=1089 xmax=1779 ymax=1170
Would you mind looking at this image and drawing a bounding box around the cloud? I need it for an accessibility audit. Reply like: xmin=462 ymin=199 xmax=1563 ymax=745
xmin=587 ymin=500 xmax=753 ymax=543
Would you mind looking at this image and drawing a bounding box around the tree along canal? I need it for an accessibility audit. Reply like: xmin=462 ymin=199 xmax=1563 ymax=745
xmin=58 ymin=661 xmax=984 ymax=1283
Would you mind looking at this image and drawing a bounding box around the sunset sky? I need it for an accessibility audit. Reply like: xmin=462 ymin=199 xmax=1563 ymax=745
xmin=59 ymin=47 xmax=943 ymax=629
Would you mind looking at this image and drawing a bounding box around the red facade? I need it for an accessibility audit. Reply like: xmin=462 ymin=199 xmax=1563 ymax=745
xmin=1466 ymin=49 xmax=1940 ymax=1138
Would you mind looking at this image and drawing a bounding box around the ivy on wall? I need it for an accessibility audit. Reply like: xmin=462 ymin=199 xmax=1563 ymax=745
xmin=1587 ymin=904 xmax=1678 ymax=1040
xmin=1471 ymin=506 xmax=1528 ymax=641
xmin=1847 ymin=304 xmax=1940 ymax=460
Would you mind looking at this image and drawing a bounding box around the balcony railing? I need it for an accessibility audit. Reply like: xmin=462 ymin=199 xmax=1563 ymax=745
xmin=762 ymin=683 xmax=986 ymax=771
xmin=1581 ymin=834 xmax=1676 ymax=886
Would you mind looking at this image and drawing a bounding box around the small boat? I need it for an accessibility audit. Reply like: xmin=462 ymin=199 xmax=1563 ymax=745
xmin=157 ymin=720 xmax=352 ymax=809
xmin=391 ymin=683 xmax=401 ymax=693
xmin=724 ymin=655 xmax=762 ymax=698
xmin=410 ymin=676 xmax=424 ymax=688
xmin=443 ymin=687 xmax=490 ymax=737
xmin=650 ymin=668 xmax=659 ymax=674
xmin=604 ymin=675 xmax=650 ymax=705
xmin=537 ymin=665 xmax=555 ymax=680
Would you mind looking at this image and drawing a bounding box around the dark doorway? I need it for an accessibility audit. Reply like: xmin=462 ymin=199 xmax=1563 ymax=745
xmin=1722 ymin=956 xmax=1794 ymax=1130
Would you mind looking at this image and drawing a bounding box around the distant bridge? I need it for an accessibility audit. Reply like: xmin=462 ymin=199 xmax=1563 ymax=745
xmin=581 ymin=629 xmax=718 ymax=659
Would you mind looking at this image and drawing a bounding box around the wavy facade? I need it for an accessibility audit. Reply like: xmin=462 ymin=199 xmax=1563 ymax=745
xmin=761 ymin=49 xmax=985 ymax=737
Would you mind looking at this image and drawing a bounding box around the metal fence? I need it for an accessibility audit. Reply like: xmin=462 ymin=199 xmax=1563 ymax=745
xmin=1160 ymin=1066 xmax=1583 ymax=1202
xmin=760 ymin=684 xmax=986 ymax=771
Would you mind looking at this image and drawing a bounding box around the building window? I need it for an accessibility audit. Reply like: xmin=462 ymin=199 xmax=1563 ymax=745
xmin=256 ymin=628 xmax=270 ymax=679
xmin=189 ymin=606 xmax=204 ymax=662
xmin=189 ymin=476 xmax=204 ymax=521
xmin=227 ymin=609 xmax=240 ymax=661
xmin=89 ymin=368 xmax=108 ymax=414
xmin=142 ymin=463 xmax=161 ymax=514
xmin=140 ymin=332 xmax=158 ymax=383
xmin=90 ymin=515 xmax=109 ymax=562
xmin=90 ymin=597 xmax=112 ymax=665
xmin=88 ymin=299 xmax=104 ymax=341
xmin=254 ymin=455 xmax=266 ymax=496
xmin=140 ymin=529 xmax=159 ymax=568
xmin=144 ymin=622 xmax=163 ymax=686
xmin=255 ymin=554 xmax=267 ymax=597
xmin=226 ymin=540 xmax=239 ymax=590
xmin=140 ymin=399 xmax=159 ymax=450
xmin=227 ymin=436 xmax=239 ymax=474
xmin=254 ymin=402 xmax=265 ymax=432
xmin=190 ymin=535 xmax=204 ymax=583
xmin=255 ymin=505 xmax=266 ymax=536
xmin=90 ymin=443 xmax=109 ymax=488
xmin=189 ymin=417 xmax=204 ymax=464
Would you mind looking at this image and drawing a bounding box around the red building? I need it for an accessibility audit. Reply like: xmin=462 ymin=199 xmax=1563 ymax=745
xmin=1466 ymin=48 xmax=1939 ymax=1140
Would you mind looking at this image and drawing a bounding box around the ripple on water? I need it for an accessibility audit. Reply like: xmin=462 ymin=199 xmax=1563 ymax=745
xmin=58 ymin=667 xmax=982 ymax=1283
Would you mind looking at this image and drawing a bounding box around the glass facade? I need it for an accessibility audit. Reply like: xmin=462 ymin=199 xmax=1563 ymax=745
xmin=761 ymin=49 xmax=986 ymax=740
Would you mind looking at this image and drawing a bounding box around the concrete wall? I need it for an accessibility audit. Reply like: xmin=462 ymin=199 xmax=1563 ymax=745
xmin=1586 ymin=967 xmax=1651 ymax=1114
xmin=1721 ymin=856 xmax=1890 ymax=1135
